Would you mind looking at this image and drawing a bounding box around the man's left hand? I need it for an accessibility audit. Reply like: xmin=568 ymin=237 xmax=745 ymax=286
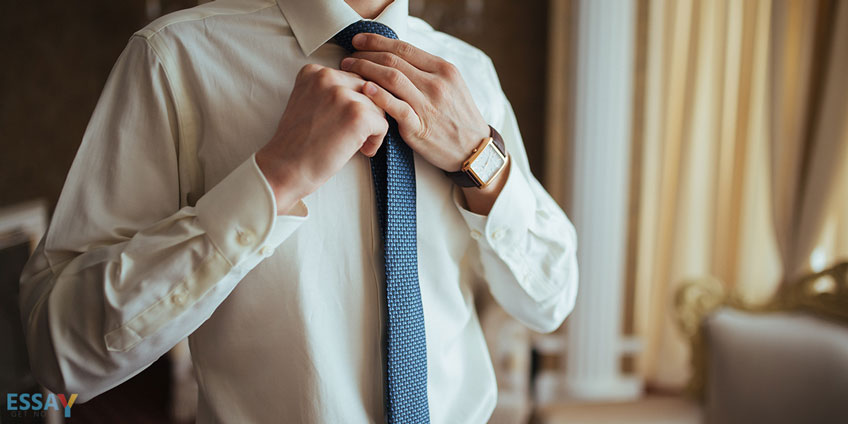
xmin=340 ymin=33 xmax=490 ymax=173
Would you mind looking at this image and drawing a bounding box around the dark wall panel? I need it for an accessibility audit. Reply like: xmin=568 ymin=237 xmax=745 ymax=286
xmin=0 ymin=0 xmax=548 ymax=211
xmin=413 ymin=0 xmax=549 ymax=180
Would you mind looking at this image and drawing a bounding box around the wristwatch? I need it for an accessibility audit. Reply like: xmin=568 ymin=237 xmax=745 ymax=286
xmin=445 ymin=125 xmax=509 ymax=188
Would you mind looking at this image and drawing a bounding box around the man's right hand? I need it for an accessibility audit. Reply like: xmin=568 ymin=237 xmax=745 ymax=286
xmin=256 ymin=64 xmax=389 ymax=214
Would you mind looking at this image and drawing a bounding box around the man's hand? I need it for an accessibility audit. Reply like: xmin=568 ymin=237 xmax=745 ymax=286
xmin=341 ymin=33 xmax=507 ymax=215
xmin=340 ymin=33 xmax=490 ymax=173
xmin=256 ymin=64 xmax=388 ymax=214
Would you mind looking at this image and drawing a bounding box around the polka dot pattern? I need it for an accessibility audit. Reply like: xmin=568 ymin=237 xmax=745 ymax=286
xmin=334 ymin=21 xmax=431 ymax=424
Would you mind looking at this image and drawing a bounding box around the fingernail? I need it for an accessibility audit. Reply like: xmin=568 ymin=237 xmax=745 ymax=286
xmin=352 ymin=34 xmax=365 ymax=47
xmin=363 ymin=82 xmax=377 ymax=95
xmin=340 ymin=57 xmax=354 ymax=70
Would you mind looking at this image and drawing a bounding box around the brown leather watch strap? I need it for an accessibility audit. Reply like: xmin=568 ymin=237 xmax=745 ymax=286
xmin=445 ymin=126 xmax=507 ymax=187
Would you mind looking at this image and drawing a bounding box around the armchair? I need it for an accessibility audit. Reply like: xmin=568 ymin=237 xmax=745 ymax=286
xmin=676 ymin=261 xmax=848 ymax=424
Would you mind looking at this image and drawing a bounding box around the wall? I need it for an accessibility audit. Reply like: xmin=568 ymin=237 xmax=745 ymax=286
xmin=0 ymin=0 xmax=549 ymax=211
xmin=412 ymin=0 xmax=550 ymax=178
xmin=0 ymin=0 xmax=197 ymax=211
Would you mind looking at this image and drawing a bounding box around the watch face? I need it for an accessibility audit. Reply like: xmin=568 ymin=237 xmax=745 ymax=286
xmin=469 ymin=142 xmax=506 ymax=185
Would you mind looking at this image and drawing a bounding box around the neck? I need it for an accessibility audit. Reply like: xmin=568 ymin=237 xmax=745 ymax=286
xmin=345 ymin=0 xmax=393 ymax=19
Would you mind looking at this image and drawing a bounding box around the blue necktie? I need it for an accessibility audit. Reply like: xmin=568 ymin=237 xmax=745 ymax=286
xmin=334 ymin=21 xmax=431 ymax=424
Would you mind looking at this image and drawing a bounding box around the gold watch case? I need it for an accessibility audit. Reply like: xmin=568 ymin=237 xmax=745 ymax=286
xmin=460 ymin=136 xmax=508 ymax=188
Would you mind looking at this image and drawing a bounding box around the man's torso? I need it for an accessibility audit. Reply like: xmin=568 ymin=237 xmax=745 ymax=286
xmin=136 ymin=1 xmax=505 ymax=422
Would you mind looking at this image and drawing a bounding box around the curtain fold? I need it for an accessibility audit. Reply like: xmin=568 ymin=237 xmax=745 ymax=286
xmin=770 ymin=0 xmax=848 ymax=282
xmin=630 ymin=0 xmax=848 ymax=388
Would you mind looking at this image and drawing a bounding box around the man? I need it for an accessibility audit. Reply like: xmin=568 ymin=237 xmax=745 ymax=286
xmin=20 ymin=0 xmax=578 ymax=422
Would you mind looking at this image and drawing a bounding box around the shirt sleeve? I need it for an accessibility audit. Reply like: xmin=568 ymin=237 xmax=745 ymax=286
xmin=453 ymin=58 xmax=578 ymax=333
xmin=18 ymin=35 xmax=307 ymax=402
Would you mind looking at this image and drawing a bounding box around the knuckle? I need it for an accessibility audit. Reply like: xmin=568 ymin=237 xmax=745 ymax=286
xmin=386 ymin=69 xmax=405 ymax=87
xmin=381 ymin=53 xmax=400 ymax=68
xmin=329 ymin=85 xmax=348 ymax=102
xmin=396 ymin=42 xmax=415 ymax=57
xmin=344 ymin=101 xmax=368 ymax=121
xmin=315 ymin=67 xmax=336 ymax=85
xmin=429 ymin=79 xmax=448 ymax=97
xmin=297 ymin=63 xmax=321 ymax=79
xmin=439 ymin=61 xmax=459 ymax=79
xmin=301 ymin=63 xmax=321 ymax=73
xmin=397 ymin=106 xmax=412 ymax=122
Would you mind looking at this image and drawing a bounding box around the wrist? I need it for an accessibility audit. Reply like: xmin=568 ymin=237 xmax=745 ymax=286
xmin=255 ymin=150 xmax=308 ymax=215
xmin=460 ymin=155 xmax=510 ymax=215
xmin=446 ymin=125 xmax=508 ymax=189
xmin=452 ymin=122 xmax=492 ymax=171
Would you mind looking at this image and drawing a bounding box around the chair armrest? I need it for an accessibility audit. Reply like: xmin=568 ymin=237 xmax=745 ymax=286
xmin=705 ymin=308 xmax=848 ymax=424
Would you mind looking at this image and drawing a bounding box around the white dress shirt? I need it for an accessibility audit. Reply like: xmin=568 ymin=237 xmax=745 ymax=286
xmin=19 ymin=0 xmax=578 ymax=422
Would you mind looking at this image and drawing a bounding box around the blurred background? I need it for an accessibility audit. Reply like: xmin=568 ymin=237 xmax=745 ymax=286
xmin=1 ymin=0 xmax=847 ymax=423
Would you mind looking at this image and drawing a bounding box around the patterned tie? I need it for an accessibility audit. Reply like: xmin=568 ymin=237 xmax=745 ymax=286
xmin=334 ymin=21 xmax=431 ymax=424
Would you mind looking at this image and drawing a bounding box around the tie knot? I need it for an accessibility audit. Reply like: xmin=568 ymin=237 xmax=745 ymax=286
xmin=334 ymin=20 xmax=398 ymax=53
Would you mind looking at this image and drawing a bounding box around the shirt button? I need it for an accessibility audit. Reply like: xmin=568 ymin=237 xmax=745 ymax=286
xmin=172 ymin=290 xmax=188 ymax=306
xmin=491 ymin=228 xmax=507 ymax=241
xmin=470 ymin=230 xmax=482 ymax=240
xmin=237 ymin=229 xmax=254 ymax=246
xmin=259 ymin=246 xmax=274 ymax=257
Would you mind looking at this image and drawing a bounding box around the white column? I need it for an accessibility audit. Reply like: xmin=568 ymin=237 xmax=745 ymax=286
xmin=563 ymin=0 xmax=642 ymax=401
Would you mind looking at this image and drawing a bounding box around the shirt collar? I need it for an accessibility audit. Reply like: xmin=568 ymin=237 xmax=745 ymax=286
xmin=276 ymin=0 xmax=409 ymax=56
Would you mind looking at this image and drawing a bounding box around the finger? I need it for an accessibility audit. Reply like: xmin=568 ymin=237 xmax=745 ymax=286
xmin=302 ymin=65 xmax=390 ymax=140
xmin=323 ymin=67 xmax=369 ymax=90
xmin=349 ymin=51 xmax=429 ymax=89
xmin=361 ymin=81 xmax=421 ymax=135
xmin=301 ymin=64 xmax=372 ymax=101
xmin=349 ymin=90 xmax=390 ymax=135
xmin=333 ymin=69 xmax=368 ymax=85
xmin=351 ymin=34 xmax=442 ymax=73
xmin=359 ymin=133 xmax=384 ymax=157
xmin=341 ymin=57 xmax=427 ymax=109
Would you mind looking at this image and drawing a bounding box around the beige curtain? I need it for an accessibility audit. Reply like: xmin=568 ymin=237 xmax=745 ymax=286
xmin=770 ymin=0 xmax=848 ymax=281
xmin=631 ymin=0 xmax=848 ymax=388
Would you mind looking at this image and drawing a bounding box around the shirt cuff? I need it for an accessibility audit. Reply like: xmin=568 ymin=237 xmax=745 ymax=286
xmin=453 ymin=160 xmax=535 ymax=253
xmin=196 ymin=154 xmax=308 ymax=267
xmin=453 ymin=163 xmax=567 ymax=303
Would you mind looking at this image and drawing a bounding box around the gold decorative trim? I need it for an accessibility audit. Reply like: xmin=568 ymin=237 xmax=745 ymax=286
xmin=780 ymin=261 xmax=848 ymax=323
xmin=673 ymin=276 xmax=727 ymax=397
xmin=674 ymin=260 xmax=848 ymax=398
